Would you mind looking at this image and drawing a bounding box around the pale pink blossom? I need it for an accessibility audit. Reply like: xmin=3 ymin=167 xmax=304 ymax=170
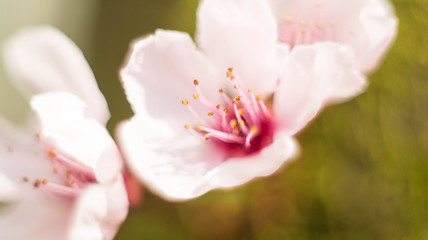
xmin=198 ymin=0 xmax=398 ymax=74
xmin=0 ymin=27 xmax=128 ymax=240
xmin=118 ymin=21 xmax=365 ymax=200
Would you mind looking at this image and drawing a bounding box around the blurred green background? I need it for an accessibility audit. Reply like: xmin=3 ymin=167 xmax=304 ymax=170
xmin=1 ymin=0 xmax=428 ymax=239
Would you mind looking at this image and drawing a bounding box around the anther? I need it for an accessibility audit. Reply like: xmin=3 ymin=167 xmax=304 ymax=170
xmin=208 ymin=111 xmax=214 ymax=116
xmin=230 ymin=119 xmax=237 ymax=128
xmin=184 ymin=124 xmax=191 ymax=129
xmin=250 ymin=126 xmax=260 ymax=135
xmin=195 ymin=125 xmax=202 ymax=131
xmin=224 ymin=108 xmax=229 ymax=114
xmin=216 ymin=105 xmax=221 ymax=109
xmin=219 ymin=89 xmax=224 ymax=93
xmin=22 ymin=176 xmax=29 ymax=182
xmin=238 ymin=109 xmax=244 ymax=115
xmin=68 ymin=179 xmax=75 ymax=185
xmin=248 ymin=88 xmax=253 ymax=93
xmin=193 ymin=79 xmax=199 ymax=85
xmin=239 ymin=120 xmax=245 ymax=126
xmin=193 ymin=93 xmax=199 ymax=100
xmin=42 ymin=179 xmax=48 ymax=184
xmin=49 ymin=149 xmax=58 ymax=157
xmin=256 ymin=95 xmax=262 ymax=101
xmin=181 ymin=98 xmax=189 ymax=105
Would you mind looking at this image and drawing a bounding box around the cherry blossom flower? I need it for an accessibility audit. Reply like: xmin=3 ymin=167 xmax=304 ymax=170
xmin=198 ymin=0 xmax=398 ymax=74
xmin=118 ymin=24 xmax=366 ymax=200
xmin=0 ymin=27 xmax=128 ymax=240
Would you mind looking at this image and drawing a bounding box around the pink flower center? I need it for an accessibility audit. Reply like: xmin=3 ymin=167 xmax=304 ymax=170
xmin=182 ymin=68 xmax=274 ymax=158
xmin=278 ymin=16 xmax=334 ymax=48
xmin=23 ymin=140 xmax=96 ymax=201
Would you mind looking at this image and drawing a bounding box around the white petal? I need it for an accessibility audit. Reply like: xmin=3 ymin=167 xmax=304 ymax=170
xmin=268 ymin=0 xmax=368 ymax=27
xmin=30 ymin=92 xmax=122 ymax=184
xmin=0 ymin=191 xmax=71 ymax=240
xmin=268 ymin=0 xmax=397 ymax=73
xmin=274 ymin=43 xmax=366 ymax=134
xmin=121 ymin=30 xmax=223 ymax=129
xmin=0 ymin=117 xmax=59 ymax=186
xmin=67 ymin=178 xmax=128 ymax=240
xmin=0 ymin=173 xmax=18 ymax=202
xmin=342 ymin=0 xmax=398 ymax=73
xmin=118 ymin=115 xmax=297 ymax=200
xmin=197 ymin=0 xmax=279 ymax=95
xmin=118 ymin=115 xmax=224 ymax=201
xmin=205 ymin=132 xmax=298 ymax=188
xmin=2 ymin=26 xmax=109 ymax=124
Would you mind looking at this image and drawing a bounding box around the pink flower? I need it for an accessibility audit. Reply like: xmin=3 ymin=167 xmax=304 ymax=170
xmin=198 ymin=0 xmax=398 ymax=74
xmin=118 ymin=20 xmax=365 ymax=200
xmin=0 ymin=27 xmax=128 ymax=240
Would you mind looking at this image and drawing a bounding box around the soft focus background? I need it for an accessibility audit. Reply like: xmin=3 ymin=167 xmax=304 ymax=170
xmin=1 ymin=0 xmax=427 ymax=239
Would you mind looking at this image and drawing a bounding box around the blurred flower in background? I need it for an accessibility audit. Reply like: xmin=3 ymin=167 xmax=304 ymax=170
xmin=0 ymin=27 xmax=128 ymax=240
xmin=1 ymin=0 xmax=428 ymax=240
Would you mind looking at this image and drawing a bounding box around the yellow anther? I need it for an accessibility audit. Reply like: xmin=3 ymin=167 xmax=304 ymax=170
xmin=193 ymin=79 xmax=199 ymax=85
xmin=248 ymin=88 xmax=253 ymax=93
xmin=283 ymin=15 xmax=293 ymax=22
xmin=256 ymin=95 xmax=262 ymax=101
xmin=49 ymin=149 xmax=58 ymax=157
xmin=238 ymin=109 xmax=244 ymax=115
xmin=208 ymin=111 xmax=214 ymax=116
xmin=239 ymin=120 xmax=245 ymax=126
xmin=251 ymin=126 xmax=260 ymax=135
xmin=181 ymin=98 xmax=189 ymax=105
xmin=68 ymin=179 xmax=75 ymax=185
xmin=184 ymin=124 xmax=191 ymax=129
xmin=216 ymin=104 xmax=221 ymax=109
xmin=226 ymin=67 xmax=233 ymax=78
xmin=224 ymin=108 xmax=229 ymax=114
xmin=204 ymin=134 xmax=210 ymax=140
xmin=42 ymin=179 xmax=48 ymax=184
xmin=230 ymin=119 xmax=237 ymax=128
xmin=219 ymin=88 xmax=224 ymax=93
xmin=194 ymin=125 xmax=202 ymax=131
xmin=310 ymin=22 xmax=319 ymax=29
xmin=193 ymin=93 xmax=199 ymax=100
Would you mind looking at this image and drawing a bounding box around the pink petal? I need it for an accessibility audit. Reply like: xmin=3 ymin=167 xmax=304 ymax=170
xmin=2 ymin=26 xmax=109 ymax=124
xmin=30 ymin=92 xmax=123 ymax=184
xmin=0 ymin=191 xmax=72 ymax=240
xmin=118 ymin=115 xmax=224 ymax=201
xmin=67 ymin=177 xmax=128 ymax=240
xmin=197 ymin=0 xmax=279 ymax=95
xmin=274 ymin=43 xmax=366 ymax=134
xmin=205 ymin=132 xmax=298 ymax=188
xmin=121 ymin=30 xmax=224 ymax=129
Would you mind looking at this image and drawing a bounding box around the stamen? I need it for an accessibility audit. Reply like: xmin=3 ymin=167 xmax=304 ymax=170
xmin=193 ymin=93 xmax=199 ymax=100
xmin=181 ymin=98 xmax=189 ymax=105
xmin=199 ymin=126 xmax=245 ymax=144
xmin=233 ymin=103 xmax=249 ymax=134
xmin=245 ymin=126 xmax=260 ymax=148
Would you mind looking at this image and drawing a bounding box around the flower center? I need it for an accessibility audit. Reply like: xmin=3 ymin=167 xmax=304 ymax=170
xmin=278 ymin=16 xmax=333 ymax=48
xmin=182 ymin=68 xmax=274 ymax=158
xmin=22 ymin=138 xmax=96 ymax=200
